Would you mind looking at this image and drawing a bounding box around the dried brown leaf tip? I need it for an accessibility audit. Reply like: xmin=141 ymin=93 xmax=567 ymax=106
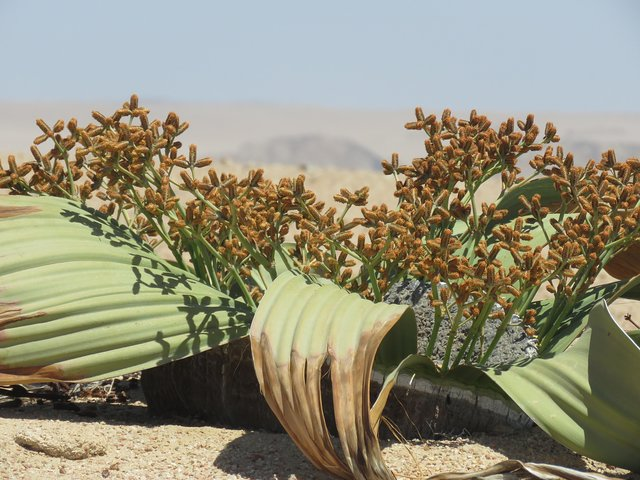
xmin=0 ymin=364 xmax=68 ymax=385
xmin=0 ymin=204 xmax=40 ymax=218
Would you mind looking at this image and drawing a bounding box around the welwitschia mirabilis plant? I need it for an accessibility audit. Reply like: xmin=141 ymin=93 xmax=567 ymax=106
xmin=2 ymin=194 xmax=639 ymax=478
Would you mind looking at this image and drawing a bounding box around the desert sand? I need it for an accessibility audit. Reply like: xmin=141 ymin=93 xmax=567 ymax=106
xmin=1 ymin=387 xmax=637 ymax=480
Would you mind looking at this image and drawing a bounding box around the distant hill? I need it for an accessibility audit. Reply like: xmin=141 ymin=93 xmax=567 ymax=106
xmin=229 ymin=135 xmax=381 ymax=170
xmin=1 ymin=102 xmax=638 ymax=169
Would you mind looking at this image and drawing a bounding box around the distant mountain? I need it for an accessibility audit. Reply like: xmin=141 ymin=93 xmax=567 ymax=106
xmin=1 ymin=102 xmax=638 ymax=170
xmin=229 ymin=135 xmax=381 ymax=169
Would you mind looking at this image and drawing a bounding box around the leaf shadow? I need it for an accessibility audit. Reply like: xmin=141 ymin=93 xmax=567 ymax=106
xmin=58 ymin=203 xmax=252 ymax=366
xmin=214 ymin=430 xmax=334 ymax=480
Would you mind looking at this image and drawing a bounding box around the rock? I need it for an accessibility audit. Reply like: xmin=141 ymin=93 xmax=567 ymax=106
xmin=384 ymin=279 xmax=537 ymax=366
xmin=14 ymin=430 xmax=106 ymax=460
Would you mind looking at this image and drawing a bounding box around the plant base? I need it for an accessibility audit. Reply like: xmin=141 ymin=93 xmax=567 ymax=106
xmin=141 ymin=337 xmax=283 ymax=432
xmin=141 ymin=338 xmax=532 ymax=438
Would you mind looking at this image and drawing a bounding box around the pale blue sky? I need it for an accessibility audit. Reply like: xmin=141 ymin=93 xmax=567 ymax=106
xmin=1 ymin=0 xmax=639 ymax=111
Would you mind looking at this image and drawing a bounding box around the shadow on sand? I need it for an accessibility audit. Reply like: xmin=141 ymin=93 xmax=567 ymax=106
xmin=214 ymin=430 xmax=334 ymax=480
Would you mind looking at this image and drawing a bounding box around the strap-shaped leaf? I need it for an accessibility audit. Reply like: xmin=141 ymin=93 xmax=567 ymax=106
xmin=250 ymin=271 xmax=416 ymax=480
xmin=391 ymin=302 xmax=640 ymax=472
xmin=379 ymin=302 xmax=640 ymax=472
xmin=0 ymin=195 xmax=252 ymax=384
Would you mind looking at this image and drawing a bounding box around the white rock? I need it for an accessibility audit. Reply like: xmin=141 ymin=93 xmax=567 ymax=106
xmin=14 ymin=430 xmax=107 ymax=460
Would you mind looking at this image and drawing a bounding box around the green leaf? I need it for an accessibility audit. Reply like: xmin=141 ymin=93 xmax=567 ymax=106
xmin=629 ymin=329 xmax=640 ymax=346
xmin=382 ymin=353 xmax=519 ymax=413
xmin=373 ymin=303 xmax=640 ymax=472
xmin=608 ymin=273 xmax=640 ymax=302
xmin=485 ymin=301 xmax=640 ymax=472
xmin=0 ymin=195 xmax=252 ymax=384
xmin=375 ymin=311 xmax=640 ymax=473
xmin=494 ymin=177 xmax=561 ymax=225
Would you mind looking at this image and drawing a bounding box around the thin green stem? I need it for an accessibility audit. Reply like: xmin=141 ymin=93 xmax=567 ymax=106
xmin=180 ymin=179 xmax=274 ymax=272
xmin=195 ymin=232 xmax=257 ymax=310
xmin=535 ymin=214 xmax=551 ymax=245
xmin=516 ymin=284 xmax=540 ymax=316
xmin=51 ymin=137 xmax=76 ymax=197
xmin=536 ymin=291 xmax=566 ymax=339
xmin=127 ymin=188 xmax=186 ymax=269
xmin=365 ymin=260 xmax=382 ymax=302
xmin=452 ymin=297 xmax=495 ymax=368
xmin=538 ymin=299 xmax=574 ymax=351
xmin=441 ymin=306 xmax=465 ymax=372
xmin=424 ymin=284 xmax=443 ymax=357
xmin=385 ymin=263 xmax=407 ymax=291
xmin=337 ymin=203 xmax=353 ymax=224
xmin=478 ymin=302 xmax=518 ymax=365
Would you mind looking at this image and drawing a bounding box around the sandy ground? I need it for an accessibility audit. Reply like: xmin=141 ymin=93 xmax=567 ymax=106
xmin=1 ymin=392 xmax=638 ymax=480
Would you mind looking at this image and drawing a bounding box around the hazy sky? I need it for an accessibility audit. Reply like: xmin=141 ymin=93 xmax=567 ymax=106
xmin=1 ymin=0 xmax=639 ymax=111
